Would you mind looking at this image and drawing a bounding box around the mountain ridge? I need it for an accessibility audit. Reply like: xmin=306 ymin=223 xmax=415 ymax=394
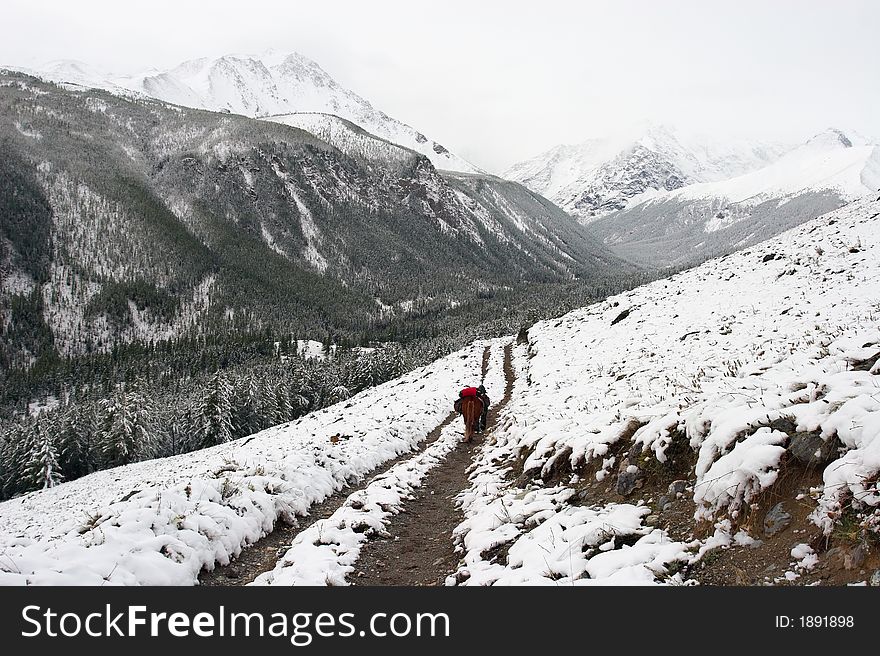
xmin=505 ymin=124 xmax=793 ymax=221
xmin=0 ymin=70 xmax=626 ymax=367
xmin=508 ymin=124 xmax=879 ymax=266
xmin=14 ymin=50 xmax=480 ymax=174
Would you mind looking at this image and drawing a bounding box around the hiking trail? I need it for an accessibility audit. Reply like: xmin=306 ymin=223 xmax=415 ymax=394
xmin=350 ymin=342 xmax=515 ymax=586
xmin=201 ymin=342 xmax=514 ymax=586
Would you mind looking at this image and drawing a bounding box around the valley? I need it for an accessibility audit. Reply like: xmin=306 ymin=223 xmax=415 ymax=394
xmin=1 ymin=40 xmax=878 ymax=590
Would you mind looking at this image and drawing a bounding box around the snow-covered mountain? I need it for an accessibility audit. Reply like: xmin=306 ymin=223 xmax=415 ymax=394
xmin=666 ymin=128 xmax=880 ymax=206
xmin=506 ymin=125 xmax=792 ymax=221
xmin=2 ymin=197 xmax=878 ymax=585
xmin=588 ymin=128 xmax=880 ymax=266
xmin=19 ymin=51 xmax=480 ymax=173
xmin=1 ymin=70 xmax=619 ymax=360
xmin=451 ymin=197 xmax=880 ymax=586
xmin=265 ymin=112 xmax=422 ymax=176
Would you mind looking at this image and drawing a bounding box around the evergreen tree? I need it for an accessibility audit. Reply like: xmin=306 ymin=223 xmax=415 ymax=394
xmin=56 ymin=405 xmax=93 ymax=479
xmin=200 ymin=369 xmax=233 ymax=447
xmin=329 ymin=385 xmax=351 ymax=404
xmin=232 ymin=373 xmax=259 ymax=437
xmin=0 ymin=422 xmax=32 ymax=498
xmin=275 ymin=379 xmax=292 ymax=423
xmin=24 ymin=422 xmax=63 ymax=489
xmin=257 ymin=374 xmax=280 ymax=429
xmin=98 ymin=387 xmax=156 ymax=466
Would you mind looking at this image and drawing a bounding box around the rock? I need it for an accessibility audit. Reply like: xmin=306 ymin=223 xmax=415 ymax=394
xmin=844 ymin=544 xmax=867 ymax=571
xmin=349 ymin=499 xmax=364 ymax=510
xmin=668 ymin=480 xmax=688 ymax=496
xmin=823 ymin=546 xmax=846 ymax=570
xmin=763 ymin=503 xmax=792 ymax=536
xmin=645 ymin=514 xmax=660 ymax=526
xmin=616 ymin=467 xmax=643 ymax=496
xmin=870 ymin=570 xmax=880 ymax=586
xmin=823 ymin=545 xmax=867 ymax=571
xmin=611 ymin=308 xmax=632 ymax=326
xmin=788 ymin=431 xmax=837 ymax=466
xmin=657 ymin=495 xmax=670 ymax=509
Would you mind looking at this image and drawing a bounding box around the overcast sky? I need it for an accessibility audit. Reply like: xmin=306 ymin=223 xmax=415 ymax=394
xmin=3 ymin=0 xmax=878 ymax=172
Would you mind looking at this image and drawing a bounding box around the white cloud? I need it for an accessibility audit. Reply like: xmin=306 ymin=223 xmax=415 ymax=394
xmin=2 ymin=0 xmax=877 ymax=173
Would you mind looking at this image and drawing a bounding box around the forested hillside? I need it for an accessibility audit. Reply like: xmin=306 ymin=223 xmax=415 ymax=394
xmin=0 ymin=71 xmax=652 ymax=501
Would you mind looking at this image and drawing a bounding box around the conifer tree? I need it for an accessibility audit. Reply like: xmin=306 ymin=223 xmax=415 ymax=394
xmin=200 ymin=369 xmax=233 ymax=447
xmin=25 ymin=422 xmax=63 ymax=489
xmin=99 ymin=387 xmax=156 ymax=466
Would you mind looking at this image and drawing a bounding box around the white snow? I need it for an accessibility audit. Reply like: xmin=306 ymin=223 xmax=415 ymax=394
xmin=508 ymin=124 xmax=878 ymax=225
xmin=252 ymin=418 xmax=464 ymax=586
xmin=14 ymin=121 xmax=42 ymax=139
xmin=448 ymin=197 xmax=880 ymax=584
xmin=269 ymin=164 xmax=329 ymax=272
xmin=259 ymin=222 xmax=286 ymax=256
xmin=3 ymin=194 xmax=880 ymax=586
xmin=252 ymin=339 xmax=511 ymax=585
xmin=791 ymin=543 xmax=818 ymax=572
xmin=20 ymin=51 xmax=480 ymax=174
xmin=672 ymin=130 xmax=880 ymax=207
xmin=506 ymin=123 xmax=793 ymax=220
xmin=266 ymin=113 xmax=418 ymax=174
xmin=0 ymin=341 xmax=488 ymax=584
xmin=27 ymin=397 xmax=61 ymax=417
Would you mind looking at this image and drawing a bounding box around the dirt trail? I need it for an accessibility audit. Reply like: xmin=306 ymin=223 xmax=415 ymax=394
xmin=351 ymin=342 xmax=515 ymax=586
xmin=200 ymin=409 xmax=460 ymax=586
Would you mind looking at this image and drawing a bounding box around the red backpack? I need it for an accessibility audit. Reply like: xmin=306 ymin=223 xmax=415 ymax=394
xmin=460 ymin=386 xmax=478 ymax=397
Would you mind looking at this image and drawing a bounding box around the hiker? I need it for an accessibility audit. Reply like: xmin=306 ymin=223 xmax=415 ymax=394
xmin=476 ymin=384 xmax=490 ymax=432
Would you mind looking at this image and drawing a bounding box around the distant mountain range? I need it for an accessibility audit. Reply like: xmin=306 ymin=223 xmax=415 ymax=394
xmin=20 ymin=51 xmax=880 ymax=271
xmin=0 ymin=69 xmax=623 ymax=367
xmin=16 ymin=50 xmax=480 ymax=174
xmin=507 ymin=125 xmax=880 ymax=266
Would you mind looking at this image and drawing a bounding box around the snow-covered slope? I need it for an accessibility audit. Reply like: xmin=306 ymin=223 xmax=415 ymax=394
xmin=18 ymin=51 xmax=480 ymax=173
xmin=263 ymin=110 xmax=619 ymax=281
xmin=506 ymin=125 xmax=791 ymax=220
xmin=451 ymin=198 xmax=880 ymax=585
xmin=588 ymin=129 xmax=880 ymax=266
xmin=1 ymin=198 xmax=878 ymax=586
xmin=667 ymin=129 xmax=880 ymax=206
xmin=2 ymin=70 xmax=616 ymax=360
xmin=0 ymin=341 xmax=488 ymax=584
xmin=265 ymin=112 xmax=421 ymax=176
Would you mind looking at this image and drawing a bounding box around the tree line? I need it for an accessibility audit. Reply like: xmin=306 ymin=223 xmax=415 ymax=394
xmin=0 ymin=341 xmax=411 ymax=500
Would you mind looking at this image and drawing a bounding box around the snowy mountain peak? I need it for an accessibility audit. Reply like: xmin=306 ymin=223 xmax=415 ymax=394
xmin=506 ymin=124 xmax=790 ymax=221
xmin=805 ymin=127 xmax=855 ymax=149
xmin=28 ymin=59 xmax=132 ymax=94
xmin=16 ymin=50 xmax=480 ymax=174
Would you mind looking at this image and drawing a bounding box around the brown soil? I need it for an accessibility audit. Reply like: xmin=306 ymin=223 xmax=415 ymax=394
xmin=199 ymin=409 xmax=460 ymax=586
xmin=350 ymin=342 xmax=515 ymax=586
xmin=568 ymin=448 xmax=878 ymax=585
xmin=691 ymin=458 xmax=879 ymax=586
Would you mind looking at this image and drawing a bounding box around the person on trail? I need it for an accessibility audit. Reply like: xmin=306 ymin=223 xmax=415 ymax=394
xmin=476 ymin=384 xmax=490 ymax=433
